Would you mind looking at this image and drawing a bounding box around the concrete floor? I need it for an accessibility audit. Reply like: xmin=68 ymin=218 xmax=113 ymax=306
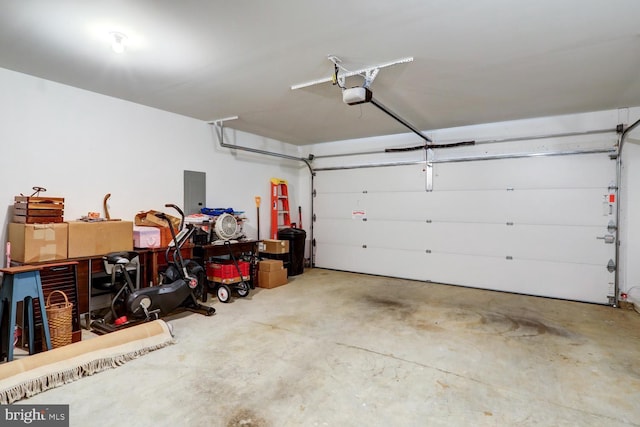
xmin=20 ymin=268 xmax=640 ymax=426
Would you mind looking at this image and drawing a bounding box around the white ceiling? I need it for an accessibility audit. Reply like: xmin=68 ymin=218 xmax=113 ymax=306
xmin=1 ymin=0 xmax=640 ymax=145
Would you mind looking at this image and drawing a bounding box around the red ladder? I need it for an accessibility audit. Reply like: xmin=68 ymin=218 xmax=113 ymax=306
xmin=270 ymin=178 xmax=291 ymax=239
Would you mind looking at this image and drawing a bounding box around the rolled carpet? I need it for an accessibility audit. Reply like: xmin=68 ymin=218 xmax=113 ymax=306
xmin=0 ymin=319 xmax=174 ymax=404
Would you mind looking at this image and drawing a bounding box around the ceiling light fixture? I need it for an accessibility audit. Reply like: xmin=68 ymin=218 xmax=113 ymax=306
xmin=110 ymin=32 xmax=127 ymax=53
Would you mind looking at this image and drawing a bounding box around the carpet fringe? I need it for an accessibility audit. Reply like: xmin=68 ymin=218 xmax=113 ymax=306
xmin=0 ymin=339 xmax=173 ymax=404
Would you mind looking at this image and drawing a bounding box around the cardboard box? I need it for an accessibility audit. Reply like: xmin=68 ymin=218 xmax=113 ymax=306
xmin=258 ymin=259 xmax=284 ymax=272
xmin=67 ymin=220 xmax=133 ymax=258
xmin=258 ymin=269 xmax=288 ymax=289
xmin=133 ymin=225 xmax=161 ymax=248
xmin=259 ymin=239 xmax=289 ymax=254
xmin=8 ymin=222 xmax=68 ymax=263
xmin=135 ymin=210 xmax=181 ymax=230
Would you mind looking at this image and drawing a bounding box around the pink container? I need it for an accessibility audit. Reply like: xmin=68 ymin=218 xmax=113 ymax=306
xmin=133 ymin=225 xmax=161 ymax=248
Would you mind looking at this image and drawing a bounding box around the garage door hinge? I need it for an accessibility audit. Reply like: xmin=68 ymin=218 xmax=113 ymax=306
xmin=313 ymin=213 xmax=316 ymax=222
xmin=426 ymin=219 xmax=432 ymax=223
xmin=312 ymin=238 xmax=316 ymax=247
xmin=362 ymin=190 xmax=368 ymax=194
xmin=506 ymin=222 xmax=514 ymax=226
xmin=312 ymin=189 xmax=317 ymax=197
xmin=506 ymin=187 xmax=514 ymax=191
xmin=607 ymin=259 xmax=616 ymax=273
xmin=362 ymin=245 xmax=367 ymax=249
xmin=362 ymin=218 xmax=368 ymax=221
xmin=506 ymin=256 xmax=513 ymax=260
xmin=425 ymin=249 xmax=431 ymax=254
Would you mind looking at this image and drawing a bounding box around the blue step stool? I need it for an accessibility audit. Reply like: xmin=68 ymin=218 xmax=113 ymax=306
xmin=0 ymin=265 xmax=52 ymax=362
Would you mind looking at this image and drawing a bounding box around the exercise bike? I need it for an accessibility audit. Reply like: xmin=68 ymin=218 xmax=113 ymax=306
xmin=126 ymin=205 xmax=215 ymax=320
xmin=91 ymin=205 xmax=215 ymax=334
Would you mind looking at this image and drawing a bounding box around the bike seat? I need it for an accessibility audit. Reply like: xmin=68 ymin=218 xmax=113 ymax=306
xmin=104 ymin=251 xmax=139 ymax=265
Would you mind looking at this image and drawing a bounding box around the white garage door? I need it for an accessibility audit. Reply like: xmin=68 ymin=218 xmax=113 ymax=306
xmin=314 ymin=153 xmax=617 ymax=304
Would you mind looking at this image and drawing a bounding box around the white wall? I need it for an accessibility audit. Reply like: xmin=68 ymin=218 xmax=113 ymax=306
xmin=0 ymin=67 xmax=307 ymax=264
xmin=302 ymin=107 xmax=640 ymax=298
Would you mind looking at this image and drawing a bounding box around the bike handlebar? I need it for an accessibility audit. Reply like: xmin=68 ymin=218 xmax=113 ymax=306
xmin=164 ymin=203 xmax=185 ymax=230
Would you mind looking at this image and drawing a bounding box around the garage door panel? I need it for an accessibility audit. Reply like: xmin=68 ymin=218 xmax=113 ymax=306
xmin=420 ymin=223 xmax=610 ymax=265
xmin=315 ymin=246 xmax=611 ymax=304
xmin=359 ymin=192 xmax=429 ymax=221
xmin=359 ymin=220 xmax=426 ymax=252
xmin=422 ymin=223 xmax=511 ymax=257
xmin=314 ymin=244 xmax=426 ymax=281
xmin=506 ymin=189 xmax=610 ymax=226
xmin=360 ymin=189 xmax=609 ymax=226
xmin=361 ymin=247 xmax=430 ymax=281
xmin=316 ymin=190 xmax=610 ymax=226
xmin=363 ymin=221 xmax=509 ymax=256
xmin=314 ymin=243 xmax=373 ymax=273
xmin=315 ymin=245 xmax=429 ymax=282
xmin=434 ymin=154 xmax=615 ymax=190
xmin=347 ymin=221 xmax=609 ymax=265
xmin=366 ymin=191 xmax=512 ymax=223
xmin=507 ymin=225 xmax=611 ymax=265
xmin=314 ymin=193 xmax=367 ymax=218
xmin=314 ymin=218 xmax=368 ymax=245
xmin=423 ymin=254 xmax=610 ymax=304
xmin=317 ymin=191 xmax=434 ymax=221
xmin=315 ymin=165 xmax=425 ymax=193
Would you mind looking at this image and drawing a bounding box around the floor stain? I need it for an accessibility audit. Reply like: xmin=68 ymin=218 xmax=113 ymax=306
xmin=479 ymin=312 xmax=575 ymax=339
xmin=361 ymin=292 xmax=576 ymax=340
xmin=362 ymin=295 xmax=416 ymax=323
xmin=363 ymin=295 xmax=410 ymax=311
xmin=226 ymin=408 xmax=268 ymax=427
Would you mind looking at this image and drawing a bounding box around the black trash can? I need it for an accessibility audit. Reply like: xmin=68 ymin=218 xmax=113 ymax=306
xmin=277 ymin=227 xmax=306 ymax=276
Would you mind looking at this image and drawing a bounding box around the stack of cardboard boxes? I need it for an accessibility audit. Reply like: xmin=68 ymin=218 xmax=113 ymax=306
xmin=8 ymin=221 xmax=134 ymax=263
xmin=257 ymin=239 xmax=289 ymax=289
xmin=257 ymin=259 xmax=287 ymax=288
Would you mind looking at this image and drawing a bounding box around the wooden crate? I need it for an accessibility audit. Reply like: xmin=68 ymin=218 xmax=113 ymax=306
xmin=14 ymin=196 xmax=64 ymax=224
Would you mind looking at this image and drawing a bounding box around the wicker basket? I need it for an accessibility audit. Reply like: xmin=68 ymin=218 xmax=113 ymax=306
xmin=45 ymin=290 xmax=73 ymax=349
